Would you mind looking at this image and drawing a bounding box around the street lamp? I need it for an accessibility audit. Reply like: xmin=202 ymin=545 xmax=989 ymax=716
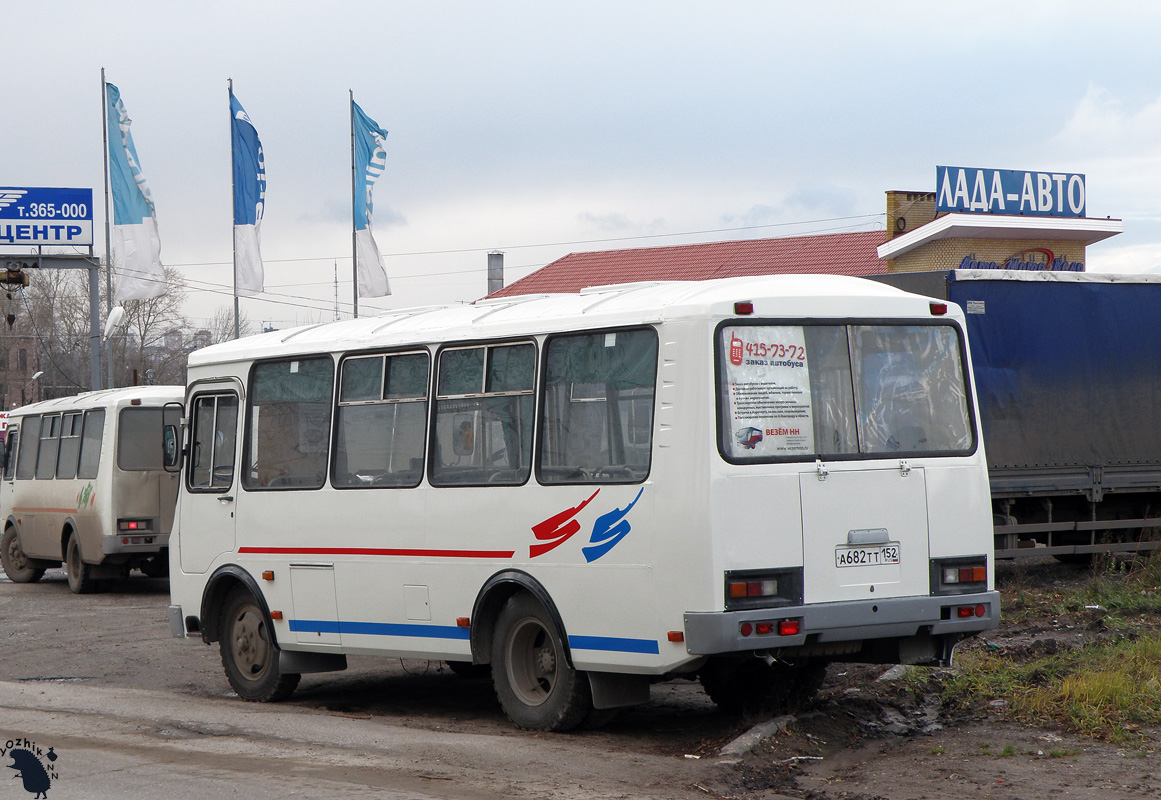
xmin=19 ymin=370 xmax=43 ymax=407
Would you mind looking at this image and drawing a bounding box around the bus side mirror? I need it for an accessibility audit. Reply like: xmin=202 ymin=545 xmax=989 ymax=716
xmin=163 ymin=425 xmax=180 ymax=472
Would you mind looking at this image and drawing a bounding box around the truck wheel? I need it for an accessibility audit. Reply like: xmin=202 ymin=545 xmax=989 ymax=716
xmin=65 ymin=534 xmax=98 ymax=594
xmin=491 ymin=592 xmax=591 ymax=731
xmin=700 ymin=657 xmax=827 ymax=714
xmin=219 ymin=588 xmax=300 ymax=702
xmin=1 ymin=527 xmax=44 ymax=584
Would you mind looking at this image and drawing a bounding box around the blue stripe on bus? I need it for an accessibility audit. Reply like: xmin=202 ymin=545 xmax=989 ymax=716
xmin=568 ymin=635 xmax=659 ymax=655
xmin=289 ymin=619 xmax=471 ymax=640
xmin=287 ymin=620 xmax=657 ymax=654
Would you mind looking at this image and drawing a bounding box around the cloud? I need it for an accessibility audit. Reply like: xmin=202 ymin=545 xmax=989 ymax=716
xmin=577 ymin=211 xmax=666 ymax=235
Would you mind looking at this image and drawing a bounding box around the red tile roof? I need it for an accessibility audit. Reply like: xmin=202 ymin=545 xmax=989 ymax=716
xmin=489 ymin=230 xmax=890 ymax=297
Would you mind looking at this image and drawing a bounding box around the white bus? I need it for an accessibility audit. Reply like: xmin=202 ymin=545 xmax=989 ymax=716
xmin=1 ymin=386 xmax=183 ymax=593
xmin=167 ymin=276 xmax=999 ymax=730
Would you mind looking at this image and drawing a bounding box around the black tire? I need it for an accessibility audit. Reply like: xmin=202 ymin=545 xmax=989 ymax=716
xmin=219 ymin=588 xmax=300 ymax=702
xmin=1 ymin=527 xmax=44 ymax=584
xmin=700 ymin=657 xmax=827 ymax=714
xmin=140 ymin=553 xmax=170 ymax=578
xmin=491 ymin=592 xmax=591 ymax=731
xmin=65 ymin=534 xmax=98 ymax=594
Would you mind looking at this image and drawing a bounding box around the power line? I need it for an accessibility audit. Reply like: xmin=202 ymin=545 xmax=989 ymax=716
xmin=164 ymin=212 xmax=887 ymax=268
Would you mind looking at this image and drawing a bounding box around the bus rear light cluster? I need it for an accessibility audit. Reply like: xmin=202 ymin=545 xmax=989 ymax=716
xmin=118 ymin=519 xmax=153 ymax=533
xmin=931 ymin=556 xmax=988 ymax=596
xmin=739 ymin=618 xmax=801 ymax=637
xmin=121 ymin=536 xmax=155 ymax=545
xmin=944 ymin=566 xmax=986 ymax=584
xmin=724 ymin=568 xmax=803 ymax=610
xmin=728 ymin=578 xmax=779 ymax=599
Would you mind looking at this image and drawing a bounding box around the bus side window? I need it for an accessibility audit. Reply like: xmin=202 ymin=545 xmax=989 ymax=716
xmin=189 ymin=395 xmax=238 ymax=490
xmin=77 ymin=410 xmax=106 ymax=479
xmin=333 ymin=351 xmax=429 ymax=489
xmin=244 ymin=357 xmax=333 ymax=490
xmin=2 ymin=426 xmax=18 ymax=480
xmin=15 ymin=415 xmax=40 ymax=480
xmin=35 ymin=414 xmax=61 ymax=480
xmin=430 ymin=343 xmax=534 ymax=487
xmin=56 ymin=412 xmax=83 ymax=480
xmin=539 ymin=328 xmax=658 ymax=484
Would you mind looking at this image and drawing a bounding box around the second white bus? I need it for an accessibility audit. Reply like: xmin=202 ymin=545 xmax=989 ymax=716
xmin=167 ymin=276 xmax=999 ymax=730
xmin=1 ymin=386 xmax=183 ymax=593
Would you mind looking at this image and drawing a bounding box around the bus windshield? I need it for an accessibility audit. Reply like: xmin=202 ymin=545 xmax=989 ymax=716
xmin=719 ymin=323 xmax=974 ymax=461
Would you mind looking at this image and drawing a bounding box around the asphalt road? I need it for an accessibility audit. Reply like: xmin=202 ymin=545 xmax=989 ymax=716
xmin=0 ymin=569 xmax=745 ymax=799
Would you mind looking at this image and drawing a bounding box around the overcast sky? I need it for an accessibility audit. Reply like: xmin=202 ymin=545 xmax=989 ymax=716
xmin=6 ymin=1 xmax=1161 ymax=329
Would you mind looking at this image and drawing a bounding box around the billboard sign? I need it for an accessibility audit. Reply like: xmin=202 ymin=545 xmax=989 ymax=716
xmin=0 ymin=187 xmax=94 ymax=246
xmin=935 ymin=166 xmax=1085 ymax=218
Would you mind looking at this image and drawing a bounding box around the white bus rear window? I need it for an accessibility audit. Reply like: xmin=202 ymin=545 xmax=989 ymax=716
xmin=719 ymin=323 xmax=973 ymax=461
xmin=118 ymin=408 xmax=174 ymax=471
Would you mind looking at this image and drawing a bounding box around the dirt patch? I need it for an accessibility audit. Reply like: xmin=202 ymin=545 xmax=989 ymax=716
xmin=698 ymin=557 xmax=1161 ymax=799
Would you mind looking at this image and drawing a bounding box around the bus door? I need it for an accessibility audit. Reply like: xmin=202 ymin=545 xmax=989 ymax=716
xmin=799 ymin=464 xmax=930 ymax=604
xmin=179 ymin=387 xmax=241 ymax=574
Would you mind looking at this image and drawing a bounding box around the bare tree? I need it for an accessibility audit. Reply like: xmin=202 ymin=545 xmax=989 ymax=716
xmin=106 ymin=266 xmax=189 ymax=387
xmin=203 ymin=305 xmax=255 ymax=345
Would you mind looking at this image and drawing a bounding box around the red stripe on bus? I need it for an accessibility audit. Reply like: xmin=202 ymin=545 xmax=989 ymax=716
xmin=12 ymin=507 xmax=82 ymax=514
xmin=237 ymin=547 xmax=515 ymax=559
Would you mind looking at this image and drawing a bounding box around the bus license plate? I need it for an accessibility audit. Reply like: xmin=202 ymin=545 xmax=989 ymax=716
xmin=835 ymin=544 xmax=900 ymax=568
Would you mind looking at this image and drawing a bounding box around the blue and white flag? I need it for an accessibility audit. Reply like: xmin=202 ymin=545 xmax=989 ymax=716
xmin=352 ymin=100 xmax=391 ymax=297
xmin=231 ymin=90 xmax=265 ymax=295
xmin=105 ymin=83 xmax=165 ymax=301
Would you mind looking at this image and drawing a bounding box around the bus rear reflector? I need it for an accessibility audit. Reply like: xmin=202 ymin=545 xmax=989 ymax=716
xmin=734 ymin=301 xmax=754 ymax=315
xmin=667 ymin=631 xmax=684 ymax=643
xmin=930 ymin=302 xmax=948 ymax=315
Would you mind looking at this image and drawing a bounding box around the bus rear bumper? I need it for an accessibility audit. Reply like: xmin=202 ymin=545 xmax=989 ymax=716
xmin=683 ymin=590 xmax=1000 ymax=661
xmin=102 ymin=532 xmax=169 ymax=555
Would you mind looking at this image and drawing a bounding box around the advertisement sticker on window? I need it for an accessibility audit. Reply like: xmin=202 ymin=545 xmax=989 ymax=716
xmin=722 ymin=325 xmax=814 ymax=457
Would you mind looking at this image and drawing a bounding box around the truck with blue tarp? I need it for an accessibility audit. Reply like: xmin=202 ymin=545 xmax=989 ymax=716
xmin=870 ymin=269 xmax=1161 ymax=560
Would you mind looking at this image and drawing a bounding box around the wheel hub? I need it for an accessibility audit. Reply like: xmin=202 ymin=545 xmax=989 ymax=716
xmin=535 ymin=645 xmax=556 ymax=675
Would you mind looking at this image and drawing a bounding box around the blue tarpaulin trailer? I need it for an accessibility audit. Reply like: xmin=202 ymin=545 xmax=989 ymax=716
xmin=870 ymin=269 xmax=1161 ymax=560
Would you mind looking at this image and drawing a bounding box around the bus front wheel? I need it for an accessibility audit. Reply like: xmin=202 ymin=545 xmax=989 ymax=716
xmin=219 ymin=588 xmax=301 ymax=702
xmin=65 ymin=534 xmax=98 ymax=594
xmin=1 ymin=527 xmax=44 ymax=584
xmin=491 ymin=592 xmax=591 ymax=731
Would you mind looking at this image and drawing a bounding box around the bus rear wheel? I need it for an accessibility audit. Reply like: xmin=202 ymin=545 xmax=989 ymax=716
xmin=219 ymin=588 xmax=300 ymax=702
xmin=491 ymin=593 xmax=591 ymax=731
xmin=65 ymin=534 xmax=98 ymax=594
xmin=700 ymin=657 xmax=827 ymax=714
xmin=1 ymin=527 xmax=44 ymax=584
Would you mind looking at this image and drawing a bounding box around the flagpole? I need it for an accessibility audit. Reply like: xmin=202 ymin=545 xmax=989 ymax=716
xmin=230 ymin=78 xmax=240 ymax=339
xmin=100 ymin=68 xmax=113 ymax=389
xmin=350 ymin=90 xmax=359 ymax=319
